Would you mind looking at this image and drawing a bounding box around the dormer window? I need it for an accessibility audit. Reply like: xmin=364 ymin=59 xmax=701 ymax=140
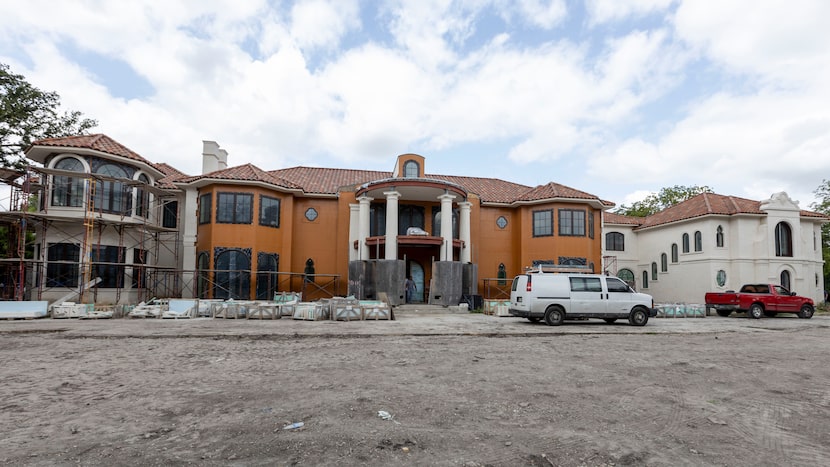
xmin=404 ymin=160 xmax=419 ymax=178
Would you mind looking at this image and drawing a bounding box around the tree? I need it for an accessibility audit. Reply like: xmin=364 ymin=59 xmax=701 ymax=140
xmin=1 ymin=63 xmax=97 ymax=169
xmin=810 ymin=179 xmax=830 ymax=296
xmin=615 ymin=185 xmax=714 ymax=217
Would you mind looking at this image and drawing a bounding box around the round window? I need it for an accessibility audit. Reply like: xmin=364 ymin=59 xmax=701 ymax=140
xmin=716 ymin=270 xmax=727 ymax=287
xmin=496 ymin=216 xmax=508 ymax=229
xmin=305 ymin=208 xmax=318 ymax=221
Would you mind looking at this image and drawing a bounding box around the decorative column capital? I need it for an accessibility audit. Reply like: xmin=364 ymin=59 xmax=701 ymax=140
xmin=383 ymin=190 xmax=401 ymax=200
xmin=358 ymin=195 xmax=374 ymax=204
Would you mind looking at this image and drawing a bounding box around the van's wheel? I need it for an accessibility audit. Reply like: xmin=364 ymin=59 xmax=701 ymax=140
xmin=544 ymin=307 xmax=564 ymax=326
xmin=748 ymin=303 xmax=764 ymax=319
xmin=797 ymin=305 xmax=814 ymax=319
xmin=716 ymin=310 xmax=732 ymax=317
xmin=603 ymin=318 xmax=617 ymax=324
xmin=628 ymin=308 xmax=648 ymax=326
xmin=527 ymin=317 xmax=541 ymax=323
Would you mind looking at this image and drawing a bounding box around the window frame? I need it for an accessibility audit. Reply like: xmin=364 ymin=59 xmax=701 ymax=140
xmin=216 ymin=192 xmax=253 ymax=225
xmin=258 ymin=195 xmax=281 ymax=228
xmin=774 ymin=222 xmax=793 ymax=257
xmin=532 ymin=209 xmax=553 ymax=237
xmin=162 ymin=200 xmax=178 ymax=228
xmin=671 ymin=243 xmax=678 ymax=263
xmin=558 ymin=209 xmax=586 ymax=237
xmin=51 ymin=157 xmax=85 ymax=208
xmin=694 ymin=231 xmax=703 ymax=252
xmin=606 ymin=232 xmax=624 ymax=251
xmin=403 ymin=160 xmax=419 ymax=178
xmin=199 ymin=193 xmax=212 ymax=224
xmin=682 ymin=233 xmax=690 ymax=253
xmin=716 ymin=225 xmax=724 ymax=248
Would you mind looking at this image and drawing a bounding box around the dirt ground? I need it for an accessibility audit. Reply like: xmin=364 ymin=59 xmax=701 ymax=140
xmin=1 ymin=313 xmax=829 ymax=466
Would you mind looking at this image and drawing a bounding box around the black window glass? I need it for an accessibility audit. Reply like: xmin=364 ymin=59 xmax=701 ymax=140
xmin=217 ymin=192 xmax=253 ymax=224
xmin=259 ymin=195 xmax=280 ymax=227
xmin=533 ymin=210 xmax=553 ymax=237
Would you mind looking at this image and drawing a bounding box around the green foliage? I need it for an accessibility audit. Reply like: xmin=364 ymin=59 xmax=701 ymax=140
xmin=1 ymin=63 xmax=97 ymax=169
xmin=614 ymin=185 xmax=714 ymax=217
xmin=810 ymin=179 xmax=830 ymax=289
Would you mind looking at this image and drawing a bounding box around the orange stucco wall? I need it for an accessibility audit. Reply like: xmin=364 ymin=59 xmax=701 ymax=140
xmin=195 ymin=182 xmax=604 ymax=299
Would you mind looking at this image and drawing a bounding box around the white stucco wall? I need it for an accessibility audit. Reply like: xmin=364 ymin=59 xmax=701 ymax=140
xmin=602 ymin=193 xmax=827 ymax=304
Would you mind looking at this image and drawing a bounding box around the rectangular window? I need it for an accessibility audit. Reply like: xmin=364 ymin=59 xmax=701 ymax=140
xmin=259 ymin=195 xmax=280 ymax=228
xmin=569 ymin=277 xmax=602 ymax=292
xmin=91 ymin=245 xmax=125 ymax=288
xmin=588 ymin=212 xmax=594 ymax=239
xmin=51 ymin=176 xmax=84 ymax=207
xmin=163 ymin=200 xmax=178 ymax=228
xmin=532 ymin=210 xmax=553 ymax=237
xmin=199 ymin=193 xmax=212 ymax=224
xmin=559 ymin=209 xmax=586 ymax=236
xmin=217 ymin=192 xmax=253 ymax=224
xmin=46 ymin=243 xmax=80 ymax=288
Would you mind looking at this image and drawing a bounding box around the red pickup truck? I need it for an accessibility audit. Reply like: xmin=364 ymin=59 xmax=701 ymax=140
xmin=705 ymin=284 xmax=815 ymax=319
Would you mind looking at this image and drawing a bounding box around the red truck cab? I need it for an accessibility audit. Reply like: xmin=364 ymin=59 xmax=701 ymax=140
xmin=704 ymin=284 xmax=815 ymax=319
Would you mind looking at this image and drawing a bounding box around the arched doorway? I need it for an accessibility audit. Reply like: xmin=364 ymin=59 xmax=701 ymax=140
xmin=409 ymin=261 xmax=425 ymax=303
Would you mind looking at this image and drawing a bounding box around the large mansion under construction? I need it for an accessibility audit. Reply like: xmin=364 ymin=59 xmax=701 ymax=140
xmin=0 ymin=134 xmax=825 ymax=307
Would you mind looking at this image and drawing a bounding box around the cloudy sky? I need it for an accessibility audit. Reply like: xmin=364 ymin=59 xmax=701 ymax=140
xmin=1 ymin=0 xmax=828 ymax=209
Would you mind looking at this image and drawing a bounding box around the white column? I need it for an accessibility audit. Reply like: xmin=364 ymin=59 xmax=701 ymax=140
xmin=459 ymin=201 xmax=472 ymax=263
xmin=438 ymin=193 xmax=456 ymax=261
xmin=358 ymin=195 xmax=373 ymax=260
xmin=348 ymin=203 xmax=360 ymax=261
xmin=384 ymin=190 xmax=401 ymax=260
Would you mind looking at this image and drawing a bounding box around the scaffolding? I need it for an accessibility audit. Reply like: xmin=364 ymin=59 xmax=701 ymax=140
xmin=0 ymin=167 xmax=343 ymax=305
xmin=0 ymin=166 xmax=181 ymax=305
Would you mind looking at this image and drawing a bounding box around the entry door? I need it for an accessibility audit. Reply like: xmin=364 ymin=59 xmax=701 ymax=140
xmin=568 ymin=277 xmax=605 ymax=314
xmin=410 ymin=262 xmax=425 ymax=303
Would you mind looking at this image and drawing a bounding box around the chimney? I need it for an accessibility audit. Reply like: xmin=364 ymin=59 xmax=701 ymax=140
xmin=217 ymin=148 xmax=228 ymax=171
xmin=202 ymin=140 xmax=222 ymax=174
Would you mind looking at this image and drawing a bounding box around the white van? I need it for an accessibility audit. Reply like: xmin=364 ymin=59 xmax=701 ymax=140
xmin=509 ymin=273 xmax=656 ymax=326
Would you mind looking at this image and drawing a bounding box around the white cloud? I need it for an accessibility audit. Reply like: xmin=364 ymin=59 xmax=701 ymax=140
xmin=290 ymin=0 xmax=360 ymax=51
xmin=586 ymin=0 xmax=674 ymax=25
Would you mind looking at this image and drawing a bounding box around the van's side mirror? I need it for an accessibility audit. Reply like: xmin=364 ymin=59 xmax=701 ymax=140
xmin=791 ymin=291 xmax=797 ymax=296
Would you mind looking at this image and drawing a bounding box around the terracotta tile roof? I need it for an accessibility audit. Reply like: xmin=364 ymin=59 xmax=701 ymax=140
xmin=155 ymin=163 xmax=188 ymax=189
xmin=31 ymin=134 xmax=157 ymax=167
xmin=271 ymin=167 xmax=609 ymax=205
xmin=271 ymin=167 xmax=390 ymax=194
xmin=635 ymin=193 xmax=761 ymax=229
xmin=178 ymin=163 xmax=302 ymax=190
xmin=513 ymin=181 xmax=614 ymax=206
xmin=603 ymin=211 xmax=644 ymax=226
xmin=428 ymin=174 xmax=531 ymax=203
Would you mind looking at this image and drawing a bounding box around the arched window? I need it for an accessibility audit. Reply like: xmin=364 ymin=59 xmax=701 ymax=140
xmin=197 ymin=252 xmax=210 ymax=299
xmin=671 ymin=243 xmax=678 ymax=263
xmin=694 ymin=231 xmax=702 ymax=252
xmin=403 ymin=160 xmax=419 ymax=178
xmin=135 ymin=173 xmax=150 ymax=218
xmin=642 ymin=270 xmax=649 ymax=289
xmin=682 ymin=233 xmax=690 ymax=253
xmin=617 ymin=268 xmax=635 ymax=284
xmin=775 ymin=222 xmax=792 ymax=257
xmin=780 ymin=270 xmax=791 ymax=290
xmin=606 ymin=232 xmax=624 ymax=251
xmin=716 ymin=226 xmax=724 ymax=247
xmin=214 ymin=249 xmax=251 ymax=299
xmin=256 ymin=253 xmax=279 ymax=300
xmin=651 ymin=262 xmax=658 ymax=281
xmin=661 ymin=253 xmax=668 ymax=272
xmin=94 ymin=163 xmax=131 ymax=214
xmin=51 ymin=157 xmax=85 ymax=207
